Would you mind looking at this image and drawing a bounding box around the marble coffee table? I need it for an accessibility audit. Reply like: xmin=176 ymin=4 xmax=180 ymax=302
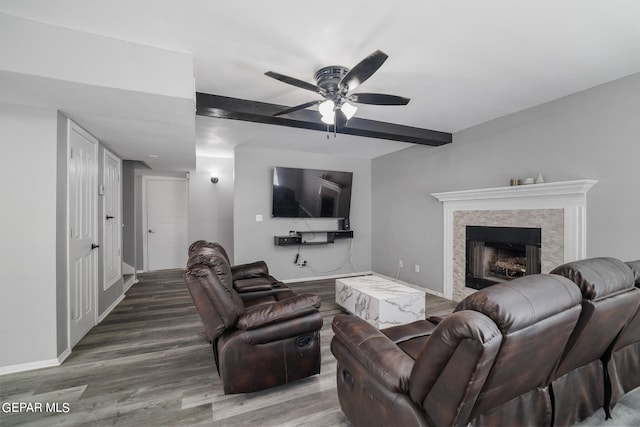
xmin=335 ymin=275 xmax=426 ymax=328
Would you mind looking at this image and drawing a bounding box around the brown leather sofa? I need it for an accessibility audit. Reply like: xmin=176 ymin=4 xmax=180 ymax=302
xmin=607 ymin=260 xmax=640 ymax=412
xmin=331 ymin=258 xmax=640 ymax=427
xmin=332 ymin=274 xmax=582 ymax=426
xmin=549 ymin=257 xmax=640 ymax=425
xmin=184 ymin=247 xmax=323 ymax=394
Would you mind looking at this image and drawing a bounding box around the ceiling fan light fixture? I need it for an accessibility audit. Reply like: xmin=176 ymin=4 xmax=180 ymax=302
xmin=341 ymin=102 xmax=357 ymax=120
xmin=321 ymin=112 xmax=335 ymax=125
xmin=318 ymin=99 xmax=335 ymax=117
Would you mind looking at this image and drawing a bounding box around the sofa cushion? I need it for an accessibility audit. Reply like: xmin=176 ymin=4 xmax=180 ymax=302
xmin=455 ymin=274 xmax=582 ymax=333
xmin=454 ymin=274 xmax=583 ymax=420
xmin=381 ymin=320 xmax=438 ymax=359
xmin=188 ymin=240 xmax=230 ymax=262
xmin=551 ymin=257 xmax=635 ymax=300
xmin=231 ymin=261 xmax=270 ymax=280
xmin=626 ymin=260 xmax=640 ymax=286
xmin=410 ymin=311 xmax=502 ymax=425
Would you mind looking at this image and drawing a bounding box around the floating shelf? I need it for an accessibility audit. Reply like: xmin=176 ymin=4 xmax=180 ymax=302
xmin=274 ymin=230 xmax=353 ymax=246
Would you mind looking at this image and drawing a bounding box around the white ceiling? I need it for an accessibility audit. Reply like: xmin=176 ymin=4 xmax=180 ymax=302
xmin=1 ymin=0 xmax=640 ymax=166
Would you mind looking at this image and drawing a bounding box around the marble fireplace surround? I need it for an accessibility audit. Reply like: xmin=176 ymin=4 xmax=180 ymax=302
xmin=432 ymin=180 xmax=597 ymax=301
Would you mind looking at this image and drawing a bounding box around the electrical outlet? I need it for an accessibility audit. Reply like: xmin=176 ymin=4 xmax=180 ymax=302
xmin=415 ymin=264 xmax=420 ymax=273
xmin=298 ymin=259 xmax=307 ymax=267
xmin=399 ymin=260 xmax=403 ymax=268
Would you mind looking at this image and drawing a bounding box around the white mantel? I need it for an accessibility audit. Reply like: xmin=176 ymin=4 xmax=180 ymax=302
xmin=432 ymin=179 xmax=597 ymax=300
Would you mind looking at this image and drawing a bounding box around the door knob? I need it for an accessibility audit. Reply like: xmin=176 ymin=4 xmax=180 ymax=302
xmin=91 ymin=243 xmax=100 ymax=250
xmin=148 ymin=229 xmax=154 ymax=233
xmin=106 ymin=215 xmax=114 ymax=220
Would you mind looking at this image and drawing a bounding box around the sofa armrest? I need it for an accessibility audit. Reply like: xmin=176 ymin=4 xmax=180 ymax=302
xmin=233 ymin=311 xmax=323 ymax=346
xmin=237 ymin=294 xmax=321 ymax=330
xmin=231 ymin=260 xmax=269 ymax=281
xmin=331 ymin=314 xmax=414 ymax=393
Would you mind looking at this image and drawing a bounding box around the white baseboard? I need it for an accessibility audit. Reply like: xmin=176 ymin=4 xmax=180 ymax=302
xmin=373 ymin=272 xmax=445 ymax=298
xmin=286 ymin=270 xmax=447 ymax=298
xmin=57 ymin=347 xmax=71 ymax=365
xmin=281 ymin=270 xmax=372 ymax=284
xmin=124 ymin=276 xmax=137 ymax=292
xmin=122 ymin=262 xmax=135 ymax=275
xmin=0 ymin=346 xmax=73 ymax=376
xmin=98 ymin=294 xmax=125 ymax=323
xmin=1 ymin=357 xmax=60 ymax=376
xmin=423 ymin=288 xmax=445 ymax=298
xmin=2 ymin=293 xmax=125 ymax=376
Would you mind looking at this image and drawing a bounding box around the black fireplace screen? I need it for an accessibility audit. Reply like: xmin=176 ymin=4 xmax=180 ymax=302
xmin=466 ymin=226 xmax=541 ymax=290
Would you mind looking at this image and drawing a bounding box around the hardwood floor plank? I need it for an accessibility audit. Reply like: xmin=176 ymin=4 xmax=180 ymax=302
xmin=1 ymin=270 xmax=638 ymax=427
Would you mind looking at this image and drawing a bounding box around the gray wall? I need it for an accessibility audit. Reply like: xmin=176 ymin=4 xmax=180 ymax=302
xmin=1 ymin=104 xmax=59 ymax=368
xmin=234 ymin=145 xmax=372 ymax=280
xmin=372 ymin=72 xmax=640 ymax=294
xmin=188 ymin=157 xmax=234 ymax=263
xmin=122 ymin=160 xmax=149 ymax=268
xmin=56 ymin=111 xmax=69 ymax=356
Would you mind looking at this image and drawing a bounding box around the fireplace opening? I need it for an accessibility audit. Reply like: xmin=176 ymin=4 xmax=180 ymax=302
xmin=466 ymin=226 xmax=541 ymax=290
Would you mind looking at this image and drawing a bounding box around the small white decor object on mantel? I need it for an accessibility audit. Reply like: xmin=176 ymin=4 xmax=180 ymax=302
xmin=535 ymin=173 xmax=545 ymax=184
xmin=335 ymin=275 xmax=425 ymax=328
xmin=431 ymin=179 xmax=597 ymax=300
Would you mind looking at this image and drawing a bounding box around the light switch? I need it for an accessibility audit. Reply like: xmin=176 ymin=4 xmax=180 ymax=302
xmin=256 ymin=214 xmax=263 ymax=222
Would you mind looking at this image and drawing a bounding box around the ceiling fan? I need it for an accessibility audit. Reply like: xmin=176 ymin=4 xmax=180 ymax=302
xmin=265 ymin=50 xmax=410 ymax=128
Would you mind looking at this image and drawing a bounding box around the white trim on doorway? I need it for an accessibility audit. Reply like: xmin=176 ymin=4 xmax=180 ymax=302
xmin=103 ymin=148 xmax=122 ymax=290
xmin=66 ymin=119 xmax=99 ymax=350
xmin=141 ymin=175 xmax=189 ymax=271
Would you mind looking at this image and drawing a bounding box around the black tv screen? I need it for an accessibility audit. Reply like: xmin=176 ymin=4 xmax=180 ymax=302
xmin=272 ymin=166 xmax=353 ymax=219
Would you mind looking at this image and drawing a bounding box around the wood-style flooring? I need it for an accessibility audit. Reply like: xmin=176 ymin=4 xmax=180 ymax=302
xmin=1 ymin=270 xmax=638 ymax=426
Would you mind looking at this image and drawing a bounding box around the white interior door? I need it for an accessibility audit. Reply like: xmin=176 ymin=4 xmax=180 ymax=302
xmin=144 ymin=177 xmax=188 ymax=271
xmin=68 ymin=121 xmax=98 ymax=348
xmin=103 ymin=149 xmax=122 ymax=289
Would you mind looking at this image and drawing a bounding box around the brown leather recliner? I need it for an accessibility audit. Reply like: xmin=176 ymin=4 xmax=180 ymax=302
xmin=184 ymin=250 xmax=323 ymax=394
xmin=608 ymin=260 xmax=640 ymax=410
xmin=550 ymin=257 xmax=640 ymax=424
xmin=188 ymin=240 xmax=288 ymax=299
xmin=331 ymin=274 xmax=583 ymax=427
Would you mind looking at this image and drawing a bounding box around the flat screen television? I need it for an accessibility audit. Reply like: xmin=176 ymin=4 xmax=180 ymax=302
xmin=272 ymin=166 xmax=353 ymax=219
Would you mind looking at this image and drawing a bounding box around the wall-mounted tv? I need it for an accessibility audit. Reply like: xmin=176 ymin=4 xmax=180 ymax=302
xmin=272 ymin=166 xmax=353 ymax=219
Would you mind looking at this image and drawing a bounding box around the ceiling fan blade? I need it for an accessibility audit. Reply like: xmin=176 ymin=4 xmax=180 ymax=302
xmin=273 ymin=100 xmax=321 ymax=116
xmin=339 ymin=50 xmax=389 ymax=92
xmin=348 ymin=93 xmax=410 ymax=105
xmin=265 ymin=71 xmax=322 ymax=94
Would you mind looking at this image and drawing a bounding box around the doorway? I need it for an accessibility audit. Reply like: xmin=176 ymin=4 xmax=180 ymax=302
xmin=142 ymin=176 xmax=189 ymax=271
xmin=103 ymin=149 xmax=122 ymax=289
xmin=67 ymin=120 xmax=98 ymax=348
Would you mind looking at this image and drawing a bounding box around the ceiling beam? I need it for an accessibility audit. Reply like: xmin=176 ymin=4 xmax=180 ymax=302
xmin=196 ymin=92 xmax=452 ymax=147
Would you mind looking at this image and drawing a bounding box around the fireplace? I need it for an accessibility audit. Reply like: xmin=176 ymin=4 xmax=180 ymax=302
xmin=466 ymin=226 xmax=541 ymax=289
xmin=432 ymin=179 xmax=596 ymax=301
